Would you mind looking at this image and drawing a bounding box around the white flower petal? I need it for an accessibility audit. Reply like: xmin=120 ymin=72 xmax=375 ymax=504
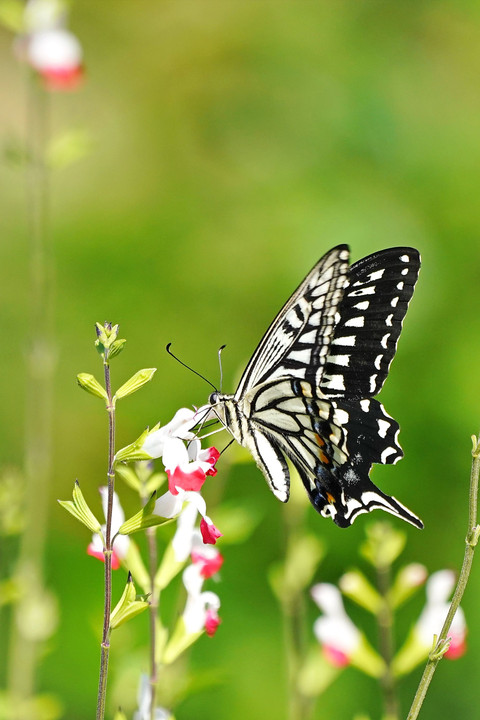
xmin=162 ymin=437 xmax=189 ymax=472
xmin=28 ymin=29 xmax=82 ymax=70
xmin=154 ymin=490 xmax=184 ymax=518
xmin=172 ymin=502 xmax=199 ymax=561
xmin=311 ymin=583 xmax=345 ymax=615
xmin=426 ymin=569 xmax=456 ymax=604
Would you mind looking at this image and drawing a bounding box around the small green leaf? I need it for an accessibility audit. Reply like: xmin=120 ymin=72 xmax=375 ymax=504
xmin=124 ymin=539 xmax=151 ymax=593
xmin=46 ymin=128 xmax=92 ymax=170
xmin=115 ymin=464 xmax=142 ymax=492
xmin=114 ymin=428 xmax=153 ymax=464
xmin=110 ymin=573 xmax=150 ymax=630
xmin=76 ymin=373 xmax=107 ymax=400
xmin=155 ymin=542 xmax=187 ymax=591
xmin=58 ymin=481 xmax=102 ymax=534
xmin=114 ymin=368 xmax=156 ymax=401
xmin=108 ymin=338 xmax=126 ymax=359
xmin=113 ymin=710 xmax=128 ymax=720
xmin=0 ymin=0 xmax=24 ymax=32
xmin=360 ymin=522 xmax=406 ymax=569
xmin=162 ymin=617 xmax=202 ymax=665
xmin=339 ymin=569 xmax=382 ymax=614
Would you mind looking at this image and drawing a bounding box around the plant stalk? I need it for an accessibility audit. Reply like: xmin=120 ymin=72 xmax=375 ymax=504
xmin=406 ymin=433 xmax=480 ymax=720
xmin=7 ymin=70 xmax=55 ymax=709
xmin=96 ymin=357 xmax=116 ymax=720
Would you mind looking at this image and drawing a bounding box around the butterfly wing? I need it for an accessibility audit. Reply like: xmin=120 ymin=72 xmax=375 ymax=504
xmin=242 ymin=377 xmax=422 ymax=527
xmin=220 ymin=246 xmax=421 ymax=527
xmin=320 ymin=247 xmax=420 ymax=397
xmin=234 ymin=245 xmax=350 ymax=398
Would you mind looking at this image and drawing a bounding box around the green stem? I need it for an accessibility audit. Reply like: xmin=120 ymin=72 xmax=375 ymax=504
xmin=96 ymin=357 xmax=116 ymax=720
xmin=406 ymin=433 xmax=480 ymax=720
xmin=7 ymin=70 xmax=54 ymax=707
xmin=147 ymin=526 xmax=159 ymax=720
xmin=376 ymin=562 xmax=399 ymax=720
xmin=281 ymin=501 xmax=313 ymax=720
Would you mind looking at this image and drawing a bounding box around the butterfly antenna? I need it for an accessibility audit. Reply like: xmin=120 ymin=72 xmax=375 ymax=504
xmin=166 ymin=343 xmax=217 ymax=392
xmin=218 ymin=344 xmax=226 ymax=392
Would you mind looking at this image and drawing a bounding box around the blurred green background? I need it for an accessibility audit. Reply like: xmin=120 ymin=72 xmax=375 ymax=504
xmin=2 ymin=1 xmax=480 ymax=718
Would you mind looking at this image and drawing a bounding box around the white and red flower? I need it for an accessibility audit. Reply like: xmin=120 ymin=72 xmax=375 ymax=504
xmin=15 ymin=0 xmax=84 ymax=90
xmin=311 ymin=583 xmax=361 ymax=667
xmin=182 ymin=564 xmax=221 ymax=637
xmin=415 ymin=569 xmax=466 ymax=659
xmin=87 ymin=488 xmax=129 ymax=570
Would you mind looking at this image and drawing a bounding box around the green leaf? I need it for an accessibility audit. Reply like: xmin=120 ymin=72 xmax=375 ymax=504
xmin=115 ymin=464 xmax=142 ymax=492
xmin=124 ymin=539 xmax=151 ymax=593
xmin=110 ymin=573 xmax=150 ymax=630
xmin=58 ymin=481 xmax=102 ymax=534
xmin=0 ymin=0 xmax=24 ymax=32
xmin=46 ymin=129 xmax=92 ymax=170
xmin=76 ymin=373 xmax=107 ymax=400
xmin=360 ymin=522 xmax=406 ymax=569
xmin=114 ymin=428 xmax=153 ymax=464
xmin=339 ymin=569 xmax=382 ymax=614
xmin=114 ymin=368 xmax=156 ymax=401
xmin=155 ymin=541 xmax=187 ymax=591
xmin=162 ymin=617 xmax=202 ymax=665
xmin=108 ymin=338 xmax=126 ymax=359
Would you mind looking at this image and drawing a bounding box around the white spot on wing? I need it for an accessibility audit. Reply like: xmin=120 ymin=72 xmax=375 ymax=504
xmin=381 ymin=333 xmax=390 ymax=349
xmin=391 ymin=296 xmax=399 ymax=308
xmin=331 ymin=335 xmax=356 ymax=346
xmin=401 ymin=268 xmax=409 ymax=276
xmin=397 ymin=281 xmax=404 ymax=290
xmin=345 ymin=316 xmax=364 ymax=328
xmin=289 ymin=349 xmax=311 ymax=363
xmin=377 ymin=419 xmax=390 ymax=438
xmin=386 ymin=313 xmax=393 ymax=326
xmin=328 ymin=354 xmax=350 ymax=367
xmin=369 ymin=373 xmax=378 ymax=393
xmin=400 ymin=254 xmax=410 ymax=262
xmin=323 ymin=374 xmax=345 ymax=391
xmin=374 ymin=353 xmax=383 ymax=370
xmin=349 ymin=286 xmax=375 ymax=297
xmin=360 ymin=399 xmax=370 ymax=412
xmin=381 ymin=446 xmax=397 ymax=463
xmin=369 ymin=269 xmax=385 ymax=281
xmin=354 ymin=300 xmax=369 ymax=310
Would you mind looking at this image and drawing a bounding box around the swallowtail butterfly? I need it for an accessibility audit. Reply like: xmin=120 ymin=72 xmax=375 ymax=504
xmin=208 ymin=245 xmax=422 ymax=528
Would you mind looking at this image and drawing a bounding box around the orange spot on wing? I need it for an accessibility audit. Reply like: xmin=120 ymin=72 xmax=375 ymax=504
xmin=326 ymin=492 xmax=335 ymax=504
xmin=315 ymin=434 xmax=325 ymax=447
xmin=319 ymin=450 xmax=330 ymax=464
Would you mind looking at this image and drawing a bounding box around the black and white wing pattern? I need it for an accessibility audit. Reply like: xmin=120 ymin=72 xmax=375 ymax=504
xmin=209 ymin=245 xmax=422 ymax=529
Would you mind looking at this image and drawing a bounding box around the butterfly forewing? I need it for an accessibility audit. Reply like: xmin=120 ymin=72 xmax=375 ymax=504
xmin=234 ymin=245 xmax=350 ymax=398
xmin=320 ymin=247 xmax=420 ymax=398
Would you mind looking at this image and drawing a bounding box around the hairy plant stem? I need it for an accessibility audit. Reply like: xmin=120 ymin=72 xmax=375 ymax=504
xmin=406 ymin=433 xmax=480 ymax=720
xmin=96 ymin=357 xmax=116 ymax=720
xmin=147 ymin=526 xmax=159 ymax=720
xmin=7 ymin=71 xmax=55 ymax=710
xmin=376 ymin=562 xmax=399 ymax=720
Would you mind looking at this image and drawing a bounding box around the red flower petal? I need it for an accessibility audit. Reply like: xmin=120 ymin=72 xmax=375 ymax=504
xmin=322 ymin=645 xmax=350 ymax=667
xmin=200 ymin=518 xmax=222 ymax=545
xmin=191 ymin=550 xmax=224 ymax=578
xmin=205 ymin=608 xmax=221 ymax=637
xmin=167 ymin=465 xmax=206 ymax=495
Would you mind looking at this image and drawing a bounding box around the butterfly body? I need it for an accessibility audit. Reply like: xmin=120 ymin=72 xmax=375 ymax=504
xmin=209 ymin=245 xmax=422 ymax=529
